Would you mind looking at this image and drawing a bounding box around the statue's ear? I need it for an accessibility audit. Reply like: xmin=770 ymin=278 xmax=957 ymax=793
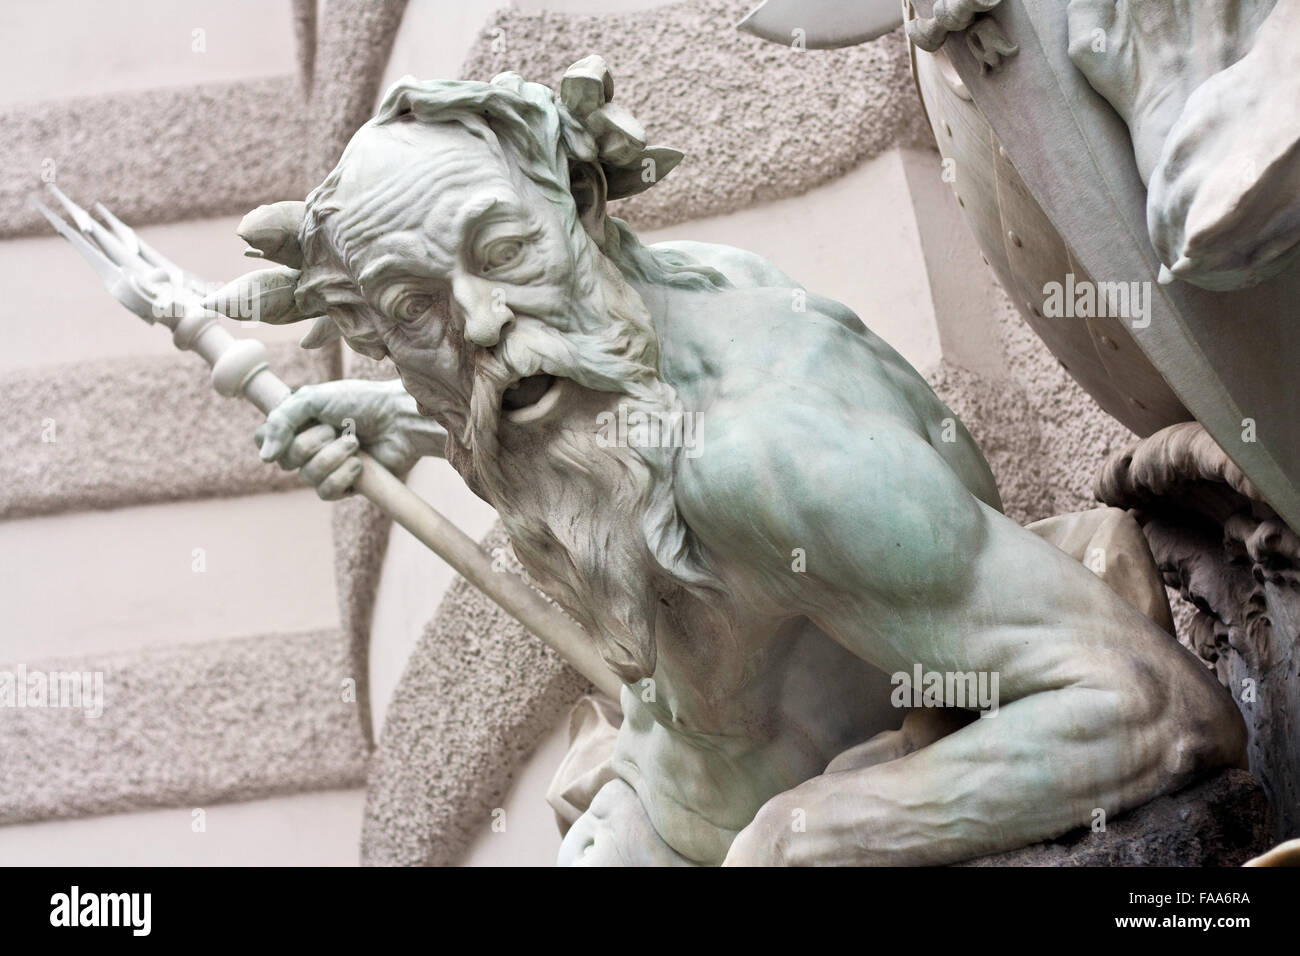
xmin=569 ymin=160 xmax=607 ymax=243
xmin=237 ymin=201 xmax=305 ymax=268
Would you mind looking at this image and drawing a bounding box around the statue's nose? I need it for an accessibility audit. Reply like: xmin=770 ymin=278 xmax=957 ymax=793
xmin=453 ymin=273 xmax=513 ymax=347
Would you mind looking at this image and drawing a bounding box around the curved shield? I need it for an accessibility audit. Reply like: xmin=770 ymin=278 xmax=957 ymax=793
xmin=911 ymin=0 xmax=1300 ymax=532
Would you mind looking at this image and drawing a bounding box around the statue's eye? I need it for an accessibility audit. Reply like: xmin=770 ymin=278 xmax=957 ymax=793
xmin=393 ymin=293 xmax=432 ymax=323
xmin=481 ymin=239 xmax=523 ymax=272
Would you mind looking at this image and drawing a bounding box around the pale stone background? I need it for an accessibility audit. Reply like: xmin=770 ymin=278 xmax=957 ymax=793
xmin=0 ymin=0 xmax=1132 ymax=865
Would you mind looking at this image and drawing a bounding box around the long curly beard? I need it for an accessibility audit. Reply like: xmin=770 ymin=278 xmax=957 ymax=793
xmin=451 ymin=265 xmax=719 ymax=684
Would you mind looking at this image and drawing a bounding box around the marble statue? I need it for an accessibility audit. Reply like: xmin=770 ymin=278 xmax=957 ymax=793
xmin=187 ymin=57 xmax=1248 ymax=866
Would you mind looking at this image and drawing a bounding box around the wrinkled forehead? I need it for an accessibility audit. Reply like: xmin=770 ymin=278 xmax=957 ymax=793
xmin=325 ymin=120 xmax=521 ymax=267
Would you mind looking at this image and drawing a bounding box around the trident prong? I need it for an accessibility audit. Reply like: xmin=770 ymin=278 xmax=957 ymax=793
xmin=37 ymin=189 xmax=625 ymax=702
xmin=44 ymin=183 xmax=139 ymax=273
xmin=28 ymin=192 xmax=160 ymax=322
xmin=90 ymin=198 xmax=206 ymax=294
xmin=91 ymin=200 xmax=142 ymax=256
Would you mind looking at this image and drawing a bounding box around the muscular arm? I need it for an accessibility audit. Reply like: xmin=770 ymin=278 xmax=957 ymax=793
xmin=677 ymin=384 xmax=988 ymax=649
xmin=679 ymin=388 xmax=1245 ymax=865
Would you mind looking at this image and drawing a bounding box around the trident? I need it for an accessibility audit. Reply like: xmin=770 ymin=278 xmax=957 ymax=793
xmin=30 ymin=185 xmax=622 ymax=701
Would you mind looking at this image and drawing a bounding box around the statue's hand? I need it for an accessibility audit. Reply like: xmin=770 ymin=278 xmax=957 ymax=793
xmin=721 ymin=791 xmax=798 ymax=867
xmin=254 ymin=378 xmax=447 ymax=500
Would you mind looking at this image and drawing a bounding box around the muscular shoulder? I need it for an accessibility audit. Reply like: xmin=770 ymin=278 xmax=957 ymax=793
xmin=650 ymin=240 xmax=802 ymax=290
xmin=675 ymin=380 xmax=987 ymax=603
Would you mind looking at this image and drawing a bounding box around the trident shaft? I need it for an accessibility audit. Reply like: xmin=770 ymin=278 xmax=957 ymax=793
xmin=31 ymin=185 xmax=622 ymax=701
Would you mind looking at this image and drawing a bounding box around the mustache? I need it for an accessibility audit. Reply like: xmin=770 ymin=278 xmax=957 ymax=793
xmin=461 ymin=317 xmax=666 ymax=495
xmin=477 ymin=318 xmax=665 ymax=410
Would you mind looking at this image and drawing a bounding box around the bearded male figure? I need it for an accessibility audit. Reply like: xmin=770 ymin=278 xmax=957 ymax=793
xmin=215 ymin=59 xmax=1246 ymax=866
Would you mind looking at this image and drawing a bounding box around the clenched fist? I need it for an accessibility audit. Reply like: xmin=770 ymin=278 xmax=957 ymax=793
xmin=255 ymin=378 xmax=447 ymax=500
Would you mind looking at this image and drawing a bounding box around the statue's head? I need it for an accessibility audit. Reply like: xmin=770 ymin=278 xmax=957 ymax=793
xmin=296 ymin=59 xmax=691 ymax=444
xmin=221 ymin=59 xmax=732 ymax=682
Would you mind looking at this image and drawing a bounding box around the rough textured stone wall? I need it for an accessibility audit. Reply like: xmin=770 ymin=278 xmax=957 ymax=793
xmin=460 ymin=0 xmax=933 ymax=232
xmin=0 ymin=345 xmax=332 ymax=519
xmin=0 ymin=78 xmax=310 ymax=239
xmin=0 ymin=0 xmax=406 ymax=842
xmin=0 ymin=629 xmax=365 ymax=824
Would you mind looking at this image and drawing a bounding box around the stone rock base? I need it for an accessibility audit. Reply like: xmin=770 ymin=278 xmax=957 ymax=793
xmin=961 ymin=770 xmax=1272 ymax=866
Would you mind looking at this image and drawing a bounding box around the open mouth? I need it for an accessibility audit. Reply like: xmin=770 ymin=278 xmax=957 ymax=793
xmin=502 ymin=373 xmax=554 ymax=411
xmin=502 ymin=373 xmax=565 ymax=424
